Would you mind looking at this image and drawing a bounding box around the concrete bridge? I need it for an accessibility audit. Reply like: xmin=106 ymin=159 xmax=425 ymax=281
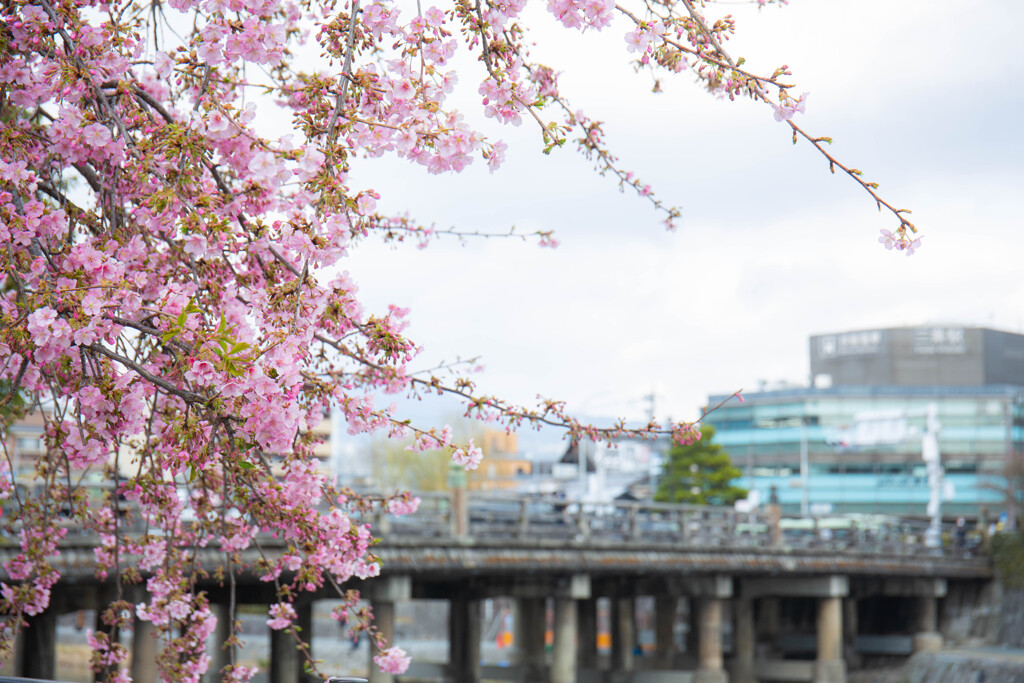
xmin=0 ymin=493 xmax=995 ymax=683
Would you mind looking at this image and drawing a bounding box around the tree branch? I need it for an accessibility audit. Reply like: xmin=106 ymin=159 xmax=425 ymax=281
xmin=85 ymin=343 xmax=209 ymax=404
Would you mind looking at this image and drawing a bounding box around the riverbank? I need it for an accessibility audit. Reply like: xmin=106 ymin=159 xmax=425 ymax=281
xmin=902 ymin=647 xmax=1024 ymax=683
xmin=845 ymin=647 xmax=1024 ymax=683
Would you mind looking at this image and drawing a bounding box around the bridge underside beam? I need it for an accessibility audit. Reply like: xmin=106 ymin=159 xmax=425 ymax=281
xmin=743 ymin=576 xmax=849 ymax=599
xmin=851 ymin=577 xmax=947 ymax=598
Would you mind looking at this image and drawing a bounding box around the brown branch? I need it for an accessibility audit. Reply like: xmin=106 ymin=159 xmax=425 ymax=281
xmin=106 ymin=314 xmax=195 ymax=354
xmin=85 ymin=343 xmax=208 ymax=404
xmin=786 ymin=120 xmax=915 ymax=231
xmin=669 ymin=0 xmax=913 ymax=231
xmin=313 ymin=332 xmax=703 ymax=441
xmin=72 ymin=163 xmax=103 ymax=193
xmin=0 ymin=357 xmax=29 ymax=408
xmin=616 ymin=4 xmax=793 ymax=89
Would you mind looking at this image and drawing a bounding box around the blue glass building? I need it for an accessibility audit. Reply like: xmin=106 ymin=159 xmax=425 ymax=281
xmin=703 ymin=327 xmax=1024 ymax=519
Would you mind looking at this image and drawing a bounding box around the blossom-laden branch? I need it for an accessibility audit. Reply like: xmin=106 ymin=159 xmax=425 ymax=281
xmin=0 ymin=0 xmax=914 ymax=679
xmin=611 ymin=0 xmax=917 ymax=245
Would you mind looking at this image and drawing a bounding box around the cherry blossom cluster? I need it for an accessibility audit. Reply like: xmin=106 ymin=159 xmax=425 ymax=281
xmin=609 ymin=0 xmax=918 ymax=246
xmin=0 ymin=0 xmax=917 ymax=678
xmin=879 ymin=228 xmax=922 ymax=256
xmin=451 ymin=439 xmax=484 ymax=470
xmin=373 ymin=646 xmax=411 ymax=674
xmin=772 ymin=91 xmax=809 ymax=122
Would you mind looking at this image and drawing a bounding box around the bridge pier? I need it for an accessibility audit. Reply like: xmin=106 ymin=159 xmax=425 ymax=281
xmin=684 ymin=597 xmax=699 ymax=666
xmin=730 ymin=597 xmax=754 ymax=683
xmin=913 ymin=596 xmax=942 ymax=653
xmin=693 ymin=577 xmax=732 ymax=683
xmin=132 ymin=609 xmax=159 ymax=683
xmin=578 ymin=596 xmax=598 ymax=671
xmin=131 ymin=585 xmax=160 ymax=683
xmin=655 ymin=595 xmax=678 ymax=668
xmin=908 ymin=579 xmax=947 ymax=655
xmin=814 ymin=596 xmax=845 ymax=683
xmin=695 ymin=597 xmax=726 ymax=683
xmin=611 ymin=595 xmax=635 ymax=674
xmin=515 ymin=596 xmax=546 ymax=679
xmin=204 ymin=601 xmax=233 ymax=683
xmin=0 ymin=631 xmax=18 ymax=677
xmin=368 ymin=600 xmax=395 ymax=683
xmin=449 ymin=592 xmax=482 ymax=683
xmin=842 ymin=597 xmax=860 ymax=669
xmin=270 ymin=601 xmax=312 ymax=683
xmin=757 ymin=596 xmax=780 ymax=657
xmin=370 ymin=576 xmax=412 ymax=683
xmin=21 ymin=608 xmax=56 ymax=680
xmin=552 ymin=597 xmax=576 ymax=683
xmin=552 ymin=575 xmax=590 ymax=683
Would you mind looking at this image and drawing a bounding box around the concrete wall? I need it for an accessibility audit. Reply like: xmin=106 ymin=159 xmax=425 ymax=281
xmin=999 ymin=588 xmax=1024 ymax=648
xmin=940 ymin=581 xmax=1001 ymax=646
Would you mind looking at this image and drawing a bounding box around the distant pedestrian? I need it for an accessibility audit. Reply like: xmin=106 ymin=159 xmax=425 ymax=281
xmin=954 ymin=517 xmax=967 ymax=551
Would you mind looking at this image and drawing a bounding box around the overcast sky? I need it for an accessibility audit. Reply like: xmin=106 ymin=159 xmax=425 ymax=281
xmin=336 ymin=0 xmax=1024 ymax=428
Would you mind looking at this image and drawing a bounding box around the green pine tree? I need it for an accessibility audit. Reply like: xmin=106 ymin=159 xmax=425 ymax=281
xmin=655 ymin=425 xmax=747 ymax=506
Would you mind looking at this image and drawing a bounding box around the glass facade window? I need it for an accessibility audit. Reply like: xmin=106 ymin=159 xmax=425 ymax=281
xmin=703 ymin=385 xmax=1023 ymax=518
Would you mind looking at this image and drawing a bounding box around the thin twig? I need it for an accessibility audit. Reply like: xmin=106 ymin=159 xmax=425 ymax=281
xmin=326 ymin=0 xmax=361 ymax=142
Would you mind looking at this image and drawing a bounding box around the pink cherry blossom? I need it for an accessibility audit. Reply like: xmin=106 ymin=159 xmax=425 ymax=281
xmin=81 ymin=123 xmax=112 ymax=148
xmin=386 ymin=495 xmax=421 ymax=515
xmin=451 ymin=439 xmax=483 ymax=470
xmin=267 ymin=602 xmax=297 ymax=630
xmin=374 ymin=647 xmax=411 ymax=674
xmin=878 ymin=229 xmax=896 ymax=250
xmin=772 ymin=92 xmax=808 ymax=122
xmin=879 ymin=228 xmax=923 ymax=255
xmin=901 ymin=236 xmax=922 ymax=256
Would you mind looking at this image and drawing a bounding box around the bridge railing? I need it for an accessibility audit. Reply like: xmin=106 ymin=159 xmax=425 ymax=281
xmin=366 ymin=492 xmax=955 ymax=555
xmin=3 ymin=489 xmax=959 ymax=558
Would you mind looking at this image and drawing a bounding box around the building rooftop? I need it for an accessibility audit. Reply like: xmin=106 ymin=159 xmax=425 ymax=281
xmin=709 ymin=383 xmax=1024 ymax=405
xmin=809 ymin=326 xmax=1024 ymax=388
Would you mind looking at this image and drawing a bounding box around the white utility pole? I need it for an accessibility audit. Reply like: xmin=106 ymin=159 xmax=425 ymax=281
xmin=922 ymin=403 xmax=943 ymax=548
xmin=799 ymin=418 xmax=809 ymax=516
